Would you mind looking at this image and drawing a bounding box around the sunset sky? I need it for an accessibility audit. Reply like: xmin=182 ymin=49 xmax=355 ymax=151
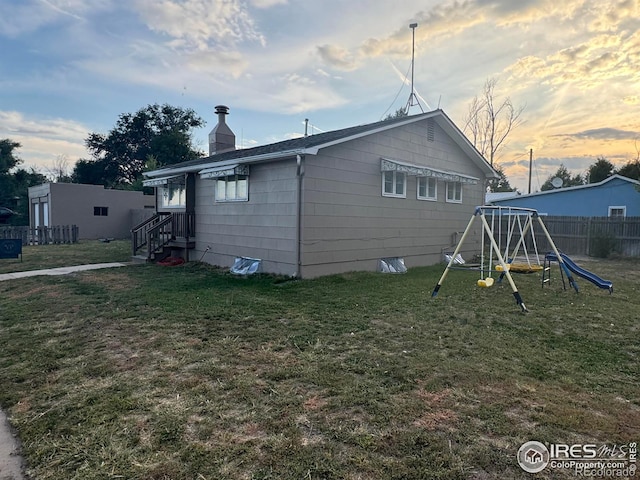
xmin=1 ymin=0 xmax=639 ymax=192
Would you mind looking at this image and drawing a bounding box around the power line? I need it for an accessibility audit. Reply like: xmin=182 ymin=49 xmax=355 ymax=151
xmin=380 ymin=61 xmax=412 ymax=120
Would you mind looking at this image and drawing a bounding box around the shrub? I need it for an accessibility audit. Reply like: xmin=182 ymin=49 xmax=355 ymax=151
xmin=590 ymin=229 xmax=617 ymax=258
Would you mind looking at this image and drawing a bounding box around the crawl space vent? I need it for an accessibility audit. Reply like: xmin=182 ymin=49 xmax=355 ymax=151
xmin=379 ymin=257 xmax=407 ymax=274
xmin=230 ymin=257 xmax=261 ymax=275
xmin=443 ymin=253 xmax=465 ymax=265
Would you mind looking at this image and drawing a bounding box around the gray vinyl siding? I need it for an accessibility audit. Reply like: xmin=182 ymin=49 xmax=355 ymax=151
xmin=193 ymin=159 xmax=298 ymax=276
xmin=299 ymin=119 xmax=485 ymax=277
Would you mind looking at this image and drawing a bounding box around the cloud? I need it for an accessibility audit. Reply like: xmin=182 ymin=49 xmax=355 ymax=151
xmin=249 ymin=0 xmax=287 ymax=7
xmin=0 ymin=0 xmax=113 ymax=36
xmin=554 ymin=128 xmax=640 ymax=141
xmin=0 ymin=111 xmax=89 ymax=170
xmin=317 ymin=44 xmax=358 ymax=71
xmin=38 ymin=0 xmax=85 ymax=20
xmin=133 ymin=0 xmax=266 ymax=50
xmin=360 ymin=1 xmax=486 ymax=58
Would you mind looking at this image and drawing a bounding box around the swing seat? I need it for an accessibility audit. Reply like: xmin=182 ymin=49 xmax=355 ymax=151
xmin=496 ymin=263 xmax=543 ymax=274
xmin=477 ymin=277 xmax=494 ymax=288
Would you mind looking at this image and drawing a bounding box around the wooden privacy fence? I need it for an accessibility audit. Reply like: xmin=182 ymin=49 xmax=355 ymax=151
xmin=532 ymin=216 xmax=640 ymax=257
xmin=0 ymin=225 xmax=79 ymax=245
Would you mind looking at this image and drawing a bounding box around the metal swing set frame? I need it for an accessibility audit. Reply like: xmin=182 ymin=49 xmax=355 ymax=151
xmin=431 ymin=206 xmax=574 ymax=312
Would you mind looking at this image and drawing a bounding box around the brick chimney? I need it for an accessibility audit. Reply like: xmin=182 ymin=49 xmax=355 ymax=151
xmin=208 ymin=105 xmax=236 ymax=155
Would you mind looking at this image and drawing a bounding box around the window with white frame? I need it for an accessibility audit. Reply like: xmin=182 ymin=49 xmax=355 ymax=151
xmin=608 ymin=206 xmax=626 ymax=218
xmin=417 ymin=177 xmax=437 ymax=200
xmin=446 ymin=181 xmax=462 ymax=203
xmin=382 ymin=171 xmax=406 ymax=198
xmin=161 ymin=178 xmax=186 ymax=207
xmin=216 ymin=175 xmax=249 ymax=202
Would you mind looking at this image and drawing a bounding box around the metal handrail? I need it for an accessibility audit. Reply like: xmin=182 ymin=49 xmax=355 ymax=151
xmin=131 ymin=212 xmax=195 ymax=259
xmin=131 ymin=212 xmax=170 ymax=255
xmin=146 ymin=215 xmax=174 ymax=259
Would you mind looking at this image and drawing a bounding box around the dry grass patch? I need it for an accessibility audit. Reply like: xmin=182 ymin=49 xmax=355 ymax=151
xmin=0 ymin=256 xmax=638 ymax=479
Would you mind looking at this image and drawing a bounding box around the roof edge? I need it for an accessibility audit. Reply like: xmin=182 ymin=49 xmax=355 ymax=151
xmin=144 ymin=148 xmax=317 ymax=177
xmin=493 ymin=174 xmax=640 ymax=201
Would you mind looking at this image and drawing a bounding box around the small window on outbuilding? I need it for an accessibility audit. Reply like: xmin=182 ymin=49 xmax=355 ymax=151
xmin=608 ymin=206 xmax=626 ymax=218
xmin=94 ymin=206 xmax=108 ymax=216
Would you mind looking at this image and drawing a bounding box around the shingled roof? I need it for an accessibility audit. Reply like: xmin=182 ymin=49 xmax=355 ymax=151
xmin=145 ymin=109 xmax=497 ymax=179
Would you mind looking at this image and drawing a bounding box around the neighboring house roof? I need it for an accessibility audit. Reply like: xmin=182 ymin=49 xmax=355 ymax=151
xmin=144 ymin=109 xmax=498 ymax=180
xmin=485 ymin=191 xmax=521 ymax=203
xmin=490 ymin=175 xmax=640 ymax=203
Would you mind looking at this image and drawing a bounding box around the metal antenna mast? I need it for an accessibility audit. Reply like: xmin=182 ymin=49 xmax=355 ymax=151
xmin=405 ymin=22 xmax=424 ymax=114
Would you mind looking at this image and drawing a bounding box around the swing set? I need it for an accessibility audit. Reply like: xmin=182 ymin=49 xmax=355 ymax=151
xmin=432 ymin=206 xmax=576 ymax=312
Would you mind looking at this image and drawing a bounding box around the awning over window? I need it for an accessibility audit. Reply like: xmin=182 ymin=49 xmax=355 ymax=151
xmin=381 ymin=158 xmax=479 ymax=185
xmin=142 ymin=175 xmax=183 ymax=187
xmin=199 ymin=164 xmax=249 ymax=179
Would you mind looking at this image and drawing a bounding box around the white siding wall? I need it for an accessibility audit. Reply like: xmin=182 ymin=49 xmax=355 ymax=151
xmin=193 ymin=159 xmax=299 ymax=276
xmin=300 ymin=119 xmax=486 ymax=277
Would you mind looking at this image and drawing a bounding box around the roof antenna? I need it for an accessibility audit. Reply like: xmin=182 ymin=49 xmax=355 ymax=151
xmin=405 ymin=22 xmax=424 ymax=114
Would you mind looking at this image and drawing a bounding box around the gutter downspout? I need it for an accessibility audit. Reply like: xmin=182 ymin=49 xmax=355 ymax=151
xmin=295 ymin=154 xmax=305 ymax=278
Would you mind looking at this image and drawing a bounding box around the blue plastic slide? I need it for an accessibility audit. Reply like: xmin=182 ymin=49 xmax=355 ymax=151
xmin=545 ymin=252 xmax=613 ymax=293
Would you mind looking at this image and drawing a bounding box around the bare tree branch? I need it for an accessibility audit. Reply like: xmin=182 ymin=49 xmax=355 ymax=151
xmin=463 ymin=77 xmax=525 ymax=166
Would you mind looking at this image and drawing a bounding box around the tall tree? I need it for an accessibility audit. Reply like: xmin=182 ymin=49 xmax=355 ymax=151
xmin=540 ymin=165 xmax=585 ymax=191
xmin=0 ymin=139 xmax=21 ymax=174
xmin=487 ymin=164 xmax=516 ymax=192
xmin=0 ymin=139 xmax=46 ymax=225
xmin=75 ymin=103 xmax=205 ymax=188
xmin=617 ymin=160 xmax=640 ymax=181
xmin=384 ymin=107 xmax=409 ymax=121
xmin=71 ymin=158 xmax=119 ymax=186
xmin=587 ymin=156 xmax=615 ymax=183
xmin=45 ymin=154 xmax=73 ymax=183
xmin=463 ymin=78 xmax=525 ymax=165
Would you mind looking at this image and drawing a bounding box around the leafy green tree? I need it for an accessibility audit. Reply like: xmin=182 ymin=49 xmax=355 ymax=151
xmin=540 ymin=165 xmax=585 ymax=191
xmin=487 ymin=164 xmax=516 ymax=192
xmin=0 ymin=139 xmax=21 ymax=174
xmin=74 ymin=104 xmax=205 ymax=188
xmin=617 ymin=160 xmax=640 ymax=181
xmin=0 ymin=139 xmax=47 ymax=225
xmin=587 ymin=156 xmax=615 ymax=183
xmin=71 ymin=158 xmax=119 ymax=186
xmin=384 ymin=107 xmax=409 ymax=120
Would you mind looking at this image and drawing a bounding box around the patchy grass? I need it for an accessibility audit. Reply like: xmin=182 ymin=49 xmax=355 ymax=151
xmin=0 ymin=253 xmax=638 ymax=479
xmin=0 ymin=240 xmax=131 ymax=274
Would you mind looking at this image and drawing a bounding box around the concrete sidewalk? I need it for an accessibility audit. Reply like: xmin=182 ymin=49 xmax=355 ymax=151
xmin=0 ymin=409 xmax=26 ymax=480
xmin=0 ymin=262 xmax=130 ymax=282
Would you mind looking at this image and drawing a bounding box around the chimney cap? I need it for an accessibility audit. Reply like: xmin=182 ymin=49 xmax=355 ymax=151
xmin=215 ymin=105 xmax=229 ymax=115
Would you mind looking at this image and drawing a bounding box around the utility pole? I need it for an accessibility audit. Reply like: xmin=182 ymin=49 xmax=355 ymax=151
xmin=405 ymin=23 xmax=424 ymax=114
xmin=528 ymin=148 xmax=533 ymax=194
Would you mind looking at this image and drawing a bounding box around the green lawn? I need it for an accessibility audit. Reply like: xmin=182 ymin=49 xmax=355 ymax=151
xmin=0 ymin=240 xmax=131 ymax=274
xmin=0 ymin=244 xmax=638 ymax=479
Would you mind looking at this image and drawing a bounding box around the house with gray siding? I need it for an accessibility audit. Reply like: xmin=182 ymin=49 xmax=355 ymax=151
xmin=29 ymin=183 xmax=155 ymax=239
xmin=138 ymin=106 xmax=498 ymax=277
xmin=489 ymin=175 xmax=640 ymax=217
